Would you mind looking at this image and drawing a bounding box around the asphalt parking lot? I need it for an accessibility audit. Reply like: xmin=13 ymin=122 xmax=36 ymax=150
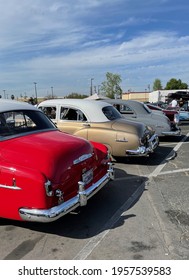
xmin=0 ymin=124 xmax=189 ymax=260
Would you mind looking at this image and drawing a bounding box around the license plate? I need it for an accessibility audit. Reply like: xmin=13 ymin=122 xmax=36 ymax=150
xmin=82 ymin=169 xmax=93 ymax=185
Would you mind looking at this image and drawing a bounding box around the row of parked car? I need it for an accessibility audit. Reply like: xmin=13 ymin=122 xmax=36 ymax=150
xmin=149 ymin=100 xmax=189 ymax=122
xmin=38 ymin=98 xmax=181 ymax=156
xmin=0 ymin=98 xmax=182 ymax=223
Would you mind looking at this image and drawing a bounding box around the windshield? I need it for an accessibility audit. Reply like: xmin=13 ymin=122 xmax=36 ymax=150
xmin=143 ymin=103 xmax=152 ymax=114
xmin=102 ymin=106 xmax=122 ymax=120
xmin=0 ymin=110 xmax=56 ymax=138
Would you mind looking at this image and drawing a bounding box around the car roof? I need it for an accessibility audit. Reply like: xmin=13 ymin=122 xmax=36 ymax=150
xmin=104 ymin=99 xmax=150 ymax=114
xmin=0 ymin=99 xmax=38 ymax=112
xmin=147 ymin=104 xmax=162 ymax=110
xmin=38 ymin=99 xmax=117 ymax=122
xmin=105 ymin=99 xmax=142 ymax=107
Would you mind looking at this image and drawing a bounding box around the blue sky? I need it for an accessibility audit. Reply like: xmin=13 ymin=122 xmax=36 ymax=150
xmin=1 ymin=0 xmax=189 ymax=98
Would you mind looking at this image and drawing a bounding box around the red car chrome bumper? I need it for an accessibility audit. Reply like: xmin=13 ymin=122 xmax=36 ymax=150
xmin=19 ymin=163 xmax=114 ymax=223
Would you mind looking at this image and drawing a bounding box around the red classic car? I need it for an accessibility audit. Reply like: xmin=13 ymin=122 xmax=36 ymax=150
xmin=146 ymin=103 xmax=180 ymax=131
xmin=0 ymin=100 xmax=114 ymax=222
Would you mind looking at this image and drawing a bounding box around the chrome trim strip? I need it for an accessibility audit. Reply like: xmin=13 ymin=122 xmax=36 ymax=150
xmin=73 ymin=153 xmax=93 ymax=164
xmin=0 ymin=184 xmax=21 ymax=190
xmin=19 ymin=163 xmax=114 ymax=223
xmin=116 ymin=139 xmax=128 ymax=142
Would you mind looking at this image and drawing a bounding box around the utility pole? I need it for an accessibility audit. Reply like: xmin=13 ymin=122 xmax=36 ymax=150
xmin=98 ymin=85 xmax=101 ymax=94
xmin=51 ymin=86 xmax=54 ymax=98
xmin=90 ymin=78 xmax=94 ymax=96
xmin=34 ymin=82 xmax=38 ymax=104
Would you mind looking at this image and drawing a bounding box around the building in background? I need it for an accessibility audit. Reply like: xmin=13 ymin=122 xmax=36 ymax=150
xmin=122 ymin=89 xmax=189 ymax=104
xmin=149 ymin=90 xmax=189 ymax=103
xmin=122 ymin=91 xmax=149 ymax=102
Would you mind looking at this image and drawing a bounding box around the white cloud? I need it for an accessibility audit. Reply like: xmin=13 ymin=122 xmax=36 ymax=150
xmin=0 ymin=0 xmax=189 ymax=96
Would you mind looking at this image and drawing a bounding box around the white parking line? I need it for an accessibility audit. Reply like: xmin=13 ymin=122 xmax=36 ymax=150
xmin=148 ymin=132 xmax=189 ymax=178
xmin=160 ymin=140 xmax=189 ymax=147
xmin=158 ymin=168 xmax=189 ymax=176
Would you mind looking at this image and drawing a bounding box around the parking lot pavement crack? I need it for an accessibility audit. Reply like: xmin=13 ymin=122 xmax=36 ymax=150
xmin=180 ymin=231 xmax=189 ymax=245
xmin=169 ymin=161 xmax=179 ymax=169
xmin=165 ymin=203 xmax=189 ymax=247
xmin=145 ymin=182 xmax=174 ymax=257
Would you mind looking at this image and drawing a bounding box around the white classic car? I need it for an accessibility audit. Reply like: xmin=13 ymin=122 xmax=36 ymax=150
xmin=103 ymin=99 xmax=181 ymax=137
xmin=38 ymin=99 xmax=159 ymax=157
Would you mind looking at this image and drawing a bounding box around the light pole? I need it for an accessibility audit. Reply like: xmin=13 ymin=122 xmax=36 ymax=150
xmin=98 ymin=85 xmax=101 ymax=94
xmin=51 ymin=86 xmax=54 ymax=98
xmin=90 ymin=78 xmax=94 ymax=96
xmin=34 ymin=82 xmax=38 ymax=104
xmin=3 ymin=90 xmax=6 ymax=99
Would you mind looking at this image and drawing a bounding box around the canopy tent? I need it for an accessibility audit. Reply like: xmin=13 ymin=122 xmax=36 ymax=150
xmin=85 ymin=93 xmax=110 ymax=100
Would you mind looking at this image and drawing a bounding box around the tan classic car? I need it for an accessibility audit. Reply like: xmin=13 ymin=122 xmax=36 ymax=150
xmin=38 ymin=99 xmax=159 ymax=157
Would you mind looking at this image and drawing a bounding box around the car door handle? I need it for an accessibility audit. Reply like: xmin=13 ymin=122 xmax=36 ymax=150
xmin=83 ymin=123 xmax=91 ymax=127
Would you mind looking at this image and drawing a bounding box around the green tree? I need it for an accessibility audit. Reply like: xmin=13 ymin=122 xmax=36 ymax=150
xmin=101 ymin=72 xmax=122 ymax=99
xmin=165 ymin=78 xmax=188 ymax=90
xmin=44 ymin=94 xmax=57 ymax=100
xmin=65 ymin=93 xmax=88 ymax=99
xmin=153 ymin=79 xmax=163 ymax=91
xmin=28 ymin=97 xmax=35 ymax=105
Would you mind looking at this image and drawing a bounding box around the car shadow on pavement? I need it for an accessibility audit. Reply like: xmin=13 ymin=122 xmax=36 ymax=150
xmin=159 ymin=135 xmax=184 ymax=143
xmin=179 ymin=122 xmax=189 ymax=126
xmin=114 ymin=145 xmax=175 ymax=166
xmin=0 ymin=168 xmax=148 ymax=240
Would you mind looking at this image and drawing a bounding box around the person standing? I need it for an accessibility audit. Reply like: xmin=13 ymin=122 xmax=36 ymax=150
xmin=170 ymin=98 xmax=178 ymax=107
xmin=179 ymin=98 xmax=184 ymax=108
